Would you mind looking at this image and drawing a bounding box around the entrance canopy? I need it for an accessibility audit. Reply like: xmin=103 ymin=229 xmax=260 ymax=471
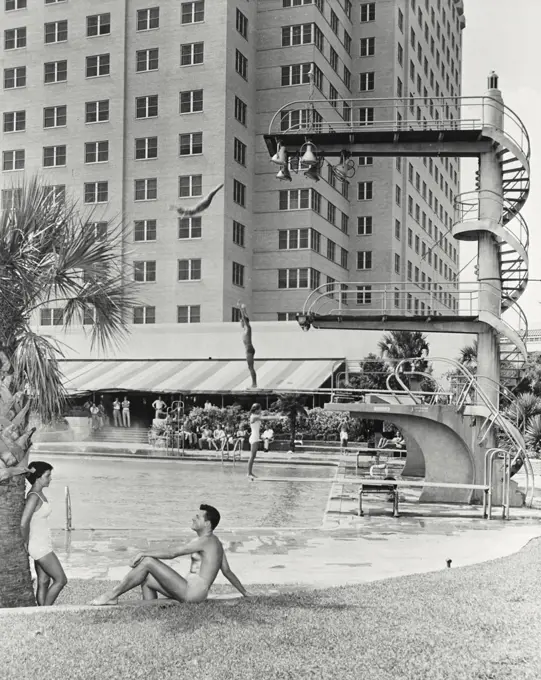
xmin=58 ymin=358 xmax=343 ymax=394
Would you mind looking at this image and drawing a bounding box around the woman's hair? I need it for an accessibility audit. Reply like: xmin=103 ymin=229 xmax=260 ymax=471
xmin=250 ymin=403 xmax=262 ymax=413
xmin=26 ymin=461 xmax=53 ymax=485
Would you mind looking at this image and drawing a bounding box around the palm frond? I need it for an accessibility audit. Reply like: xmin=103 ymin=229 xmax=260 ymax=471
xmin=12 ymin=328 xmax=67 ymax=423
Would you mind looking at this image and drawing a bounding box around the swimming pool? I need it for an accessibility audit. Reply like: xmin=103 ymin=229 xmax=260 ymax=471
xmin=35 ymin=455 xmax=336 ymax=530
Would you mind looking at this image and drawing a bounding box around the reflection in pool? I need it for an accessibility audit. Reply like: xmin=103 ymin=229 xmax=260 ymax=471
xmin=34 ymin=455 xmax=335 ymax=530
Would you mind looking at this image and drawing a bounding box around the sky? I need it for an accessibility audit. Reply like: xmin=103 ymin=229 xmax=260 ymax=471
xmin=460 ymin=0 xmax=541 ymax=327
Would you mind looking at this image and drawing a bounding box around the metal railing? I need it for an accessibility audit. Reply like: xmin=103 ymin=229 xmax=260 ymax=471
xmin=268 ymin=95 xmax=530 ymax=161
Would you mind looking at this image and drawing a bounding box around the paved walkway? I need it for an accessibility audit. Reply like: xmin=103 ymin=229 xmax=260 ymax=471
xmin=27 ymin=441 xmax=541 ymax=597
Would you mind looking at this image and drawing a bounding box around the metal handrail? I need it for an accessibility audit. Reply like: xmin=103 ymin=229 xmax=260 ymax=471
xmin=268 ymin=95 xmax=531 ymax=161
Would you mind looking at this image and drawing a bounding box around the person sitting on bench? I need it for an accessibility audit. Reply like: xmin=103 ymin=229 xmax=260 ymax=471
xmin=261 ymin=427 xmax=274 ymax=452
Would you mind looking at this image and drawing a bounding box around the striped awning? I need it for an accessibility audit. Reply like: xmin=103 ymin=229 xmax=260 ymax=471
xmin=58 ymin=359 xmax=342 ymax=394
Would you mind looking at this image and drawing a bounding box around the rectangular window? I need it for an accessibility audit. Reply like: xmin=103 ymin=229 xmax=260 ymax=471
xmin=281 ymin=63 xmax=312 ymax=87
xmin=330 ymin=9 xmax=339 ymax=33
xmin=86 ymin=54 xmax=110 ymax=78
xmin=134 ymin=260 xmax=156 ymax=282
xmin=395 ymin=185 xmax=402 ymax=206
xmin=357 ymin=286 xmax=372 ymax=305
xmin=40 ymin=308 xmax=63 ymax=326
xmin=135 ymin=137 xmax=158 ymax=160
xmin=87 ymin=13 xmax=110 ymax=37
xmin=84 ymin=181 xmax=108 ymax=204
xmin=87 ymin=221 xmax=107 ymax=240
xmin=234 ymin=96 xmax=247 ymax=125
xmin=358 ymin=156 xmax=373 ymax=167
xmin=360 ymin=37 xmax=375 ymax=57
xmin=44 ymin=184 xmax=65 ymax=204
xmin=359 ymin=107 xmax=374 ymax=126
xmin=134 ymin=219 xmax=157 ymax=242
xmin=235 ymin=49 xmax=248 ymax=79
xmin=86 ymin=100 xmax=109 ymax=123
xmin=180 ymin=89 xmax=203 ymax=114
xmin=327 ymin=203 xmax=336 ymax=225
xmin=178 ymin=174 xmax=202 ymax=198
xmin=43 ymin=145 xmax=66 ymax=167
xmin=85 ymin=141 xmax=109 ymax=164
xmin=3 ymin=110 xmax=25 ymax=132
xmin=282 ymin=23 xmax=313 ymax=47
xmin=357 ymin=181 xmax=373 ymax=201
xmin=232 ymin=262 xmax=245 ymax=287
xmin=233 ymin=220 xmax=245 ymax=247
xmin=44 ymin=60 xmax=67 ymax=83
xmin=3 ymin=149 xmax=25 ymax=171
xmin=233 ymin=138 xmax=246 ymax=166
xmin=357 ymin=216 xmax=373 ymax=235
xmin=177 ymin=305 xmax=200 ymax=324
xmin=45 ymin=20 xmax=67 ymax=44
xmin=136 ymin=95 xmax=158 ymax=119
xmin=5 ymin=0 xmax=27 ymax=9
xmin=394 ymin=253 xmax=401 ymax=274
xmin=180 ymin=42 xmax=204 ymax=66
xmin=137 ymin=8 xmax=160 ymax=31
xmin=4 ymin=66 xmax=26 ymax=89
xmin=407 ymin=261 xmax=413 ymax=281
xmin=179 ymin=132 xmax=203 ymax=156
xmin=134 ymin=178 xmax=157 ymax=201
xmin=178 ymin=217 xmax=202 ymax=239
xmin=327 ymin=240 xmax=336 ymax=261
xmin=356 ymin=251 xmax=372 ymax=270
xmin=1 ymin=188 xmax=22 ymax=209
xmin=278 ymin=228 xmax=310 ymax=250
xmin=359 ymin=72 xmax=375 ymax=91
xmin=233 ymin=179 xmax=246 ymax=207
xmin=136 ymin=48 xmax=159 ymax=72
xmin=181 ymin=1 xmax=204 ymax=24
xmin=4 ymin=27 xmax=26 ymax=50
xmin=236 ymin=8 xmax=248 ymax=39
xmin=178 ymin=259 xmax=201 ymax=281
xmin=360 ymin=3 xmax=375 ymax=22
xmin=133 ymin=306 xmax=155 ymax=324
xmin=341 ymin=214 xmax=349 ymax=234
xmin=278 ymin=268 xmax=315 ymax=290
xmin=330 ymin=47 xmax=338 ymax=72
xmin=43 ymin=105 xmax=66 ymax=128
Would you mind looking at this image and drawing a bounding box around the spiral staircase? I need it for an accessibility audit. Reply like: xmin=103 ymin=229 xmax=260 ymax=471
xmin=264 ymin=84 xmax=533 ymax=505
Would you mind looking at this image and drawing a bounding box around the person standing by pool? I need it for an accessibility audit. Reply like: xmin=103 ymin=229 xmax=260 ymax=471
xmin=112 ymin=397 xmax=122 ymax=427
xmin=90 ymin=504 xmax=249 ymax=606
xmin=20 ymin=462 xmax=68 ymax=606
xmin=152 ymin=395 xmax=167 ymax=419
xmin=247 ymin=404 xmax=285 ymax=478
xmin=122 ymin=395 xmax=131 ymax=428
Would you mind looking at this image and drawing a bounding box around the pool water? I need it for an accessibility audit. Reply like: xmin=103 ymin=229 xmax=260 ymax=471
xmin=35 ymin=456 xmax=336 ymax=530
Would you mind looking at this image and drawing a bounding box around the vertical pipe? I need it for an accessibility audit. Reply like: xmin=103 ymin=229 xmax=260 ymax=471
xmin=65 ymin=486 xmax=72 ymax=532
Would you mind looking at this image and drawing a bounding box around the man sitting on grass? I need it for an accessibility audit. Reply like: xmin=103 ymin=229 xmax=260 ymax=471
xmin=91 ymin=504 xmax=249 ymax=606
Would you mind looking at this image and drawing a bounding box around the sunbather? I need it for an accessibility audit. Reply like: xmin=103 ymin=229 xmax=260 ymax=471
xmin=91 ymin=504 xmax=249 ymax=605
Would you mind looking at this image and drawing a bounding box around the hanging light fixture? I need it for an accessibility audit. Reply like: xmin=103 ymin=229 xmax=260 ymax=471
xmin=271 ymin=141 xmax=287 ymax=165
xmin=300 ymin=142 xmax=317 ymax=166
xmin=276 ymin=166 xmax=292 ymax=181
xmin=303 ymin=164 xmax=320 ymax=182
xmin=332 ymin=151 xmax=356 ymax=180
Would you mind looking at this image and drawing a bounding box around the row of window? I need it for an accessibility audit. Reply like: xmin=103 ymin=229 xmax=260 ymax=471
xmin=3 ymin=46 xmax=248 ymax=88
xmin=4 ymin=1 xmax=235 ymax=29
xmin=1 ymin=177 xmax=247 ymax=206
xmin=278 ymin=189 xmax=349 ymax=235
xmin=40 ymin=304 xmax=203 ymax=326
xmin=278 ymin=228 xmax=348 ymax=268
xmin=2 ymin=135 xmax=247 ymax=167
xmin=2 ymin=90 xmax=245 ymax=125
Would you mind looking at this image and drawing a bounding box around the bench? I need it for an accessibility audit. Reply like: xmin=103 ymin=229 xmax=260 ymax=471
xmin=356 ymin=479 xmax=492 ymax=518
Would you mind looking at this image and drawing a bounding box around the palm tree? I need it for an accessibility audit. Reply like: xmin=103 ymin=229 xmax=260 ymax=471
xmin=378 ymin=331 xmax=430 ymax=389
xmin=0 ymin=178 xmax=135 ymax=607
xmin=270 ymin=394 xmax=308 ymax=452
xmin=459 ymin=339 xmax=478 ymax=370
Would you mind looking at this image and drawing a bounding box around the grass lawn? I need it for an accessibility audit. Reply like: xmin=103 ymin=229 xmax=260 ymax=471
xmin=2 ymin=538 xmax=541 ymax=680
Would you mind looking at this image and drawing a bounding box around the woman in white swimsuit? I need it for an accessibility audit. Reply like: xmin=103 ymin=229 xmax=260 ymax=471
xmin=20 ymin=461 xmax=67 ymax=606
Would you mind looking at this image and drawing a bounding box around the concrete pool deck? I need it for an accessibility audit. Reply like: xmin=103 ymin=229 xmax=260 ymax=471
xmin=15 ymin=442 xmax=541 ymax=610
